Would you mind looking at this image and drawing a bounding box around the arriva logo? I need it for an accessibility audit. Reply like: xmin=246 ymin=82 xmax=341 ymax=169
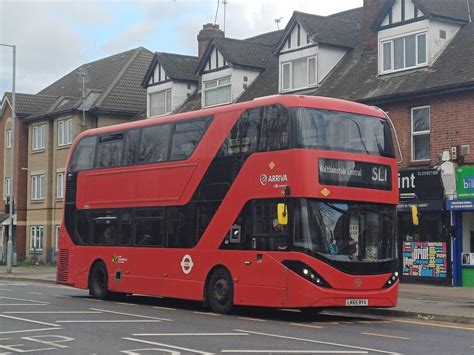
xmin=259 ymin=173 xmax=288 ymax=186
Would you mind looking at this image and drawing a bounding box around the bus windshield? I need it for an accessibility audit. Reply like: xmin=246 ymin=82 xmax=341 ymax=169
xmin=293 ymin=108 xmax=395 ymax=157
xmin=294 ymin=199 xmax=397 ymax=263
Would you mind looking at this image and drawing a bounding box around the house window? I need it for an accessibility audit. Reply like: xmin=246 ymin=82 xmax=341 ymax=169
xmin=31 ymin=174 xmax=45 ymax=201
xmin=149 ymin=89 xmax=172 ymax=116
xmin=203 ymin=77 xmax=231 ymax=107
xmin=58 ymin=119 xmax=73 ymax=146
xmin=4 ymin=177 xmax=11 ymax=197
xmin=30 ymin=225 xmax=44 ymax=251
xmin=411 ymin=106 xmax=430 ymax=161
xmin=5 ymin=129 xmax=12 ymax=148
xmin=56 ymin=172 xmax=64 ymax=199
xmin=381 ymin=32 xmax=427 ymax=73
xmin=32 ymin=124 xmax=46 ymax=151
xmin=280 ymin=56 xmax=317 ymax=91
xmin=55 ymin=224 xmax=60 ymax=251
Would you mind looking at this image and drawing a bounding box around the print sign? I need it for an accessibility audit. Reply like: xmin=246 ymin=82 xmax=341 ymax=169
xmin=456 ymin=166 xmax=474 ymax=199
xmin=402 ymin=242 xmax=447 ymax=278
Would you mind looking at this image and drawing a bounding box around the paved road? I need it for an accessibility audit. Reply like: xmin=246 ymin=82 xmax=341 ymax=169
xmin=0 ymin=281 xmax=473 ymax=354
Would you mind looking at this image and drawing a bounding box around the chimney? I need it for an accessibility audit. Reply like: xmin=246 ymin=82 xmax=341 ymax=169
xmin=197 ymin=23 xmax=224 ymax=60
xmin=361 ymin=0 xmax=386 ymax=51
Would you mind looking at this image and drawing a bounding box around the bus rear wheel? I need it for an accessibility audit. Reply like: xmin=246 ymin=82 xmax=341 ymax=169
xmin=207 ymin=268 xmax=234 ymax=314
xmin=89 ymin=261 xmax=109 ymax=300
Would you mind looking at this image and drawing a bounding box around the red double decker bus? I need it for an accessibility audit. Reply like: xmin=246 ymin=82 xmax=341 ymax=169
xmin=57 ymin=95 xmax=399 ymax=314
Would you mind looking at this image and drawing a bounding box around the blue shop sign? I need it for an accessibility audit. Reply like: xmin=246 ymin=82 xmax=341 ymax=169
xmin=446 ymin=199 xmax=474 ymax=211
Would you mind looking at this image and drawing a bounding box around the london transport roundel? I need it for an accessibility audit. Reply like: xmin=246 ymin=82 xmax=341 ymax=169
xmin=180 ymin=254 xmax=194 ymax=275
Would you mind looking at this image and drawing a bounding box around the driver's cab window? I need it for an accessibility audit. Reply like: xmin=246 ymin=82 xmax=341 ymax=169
xmin=253 ymin=200 xmax=288 ymax=251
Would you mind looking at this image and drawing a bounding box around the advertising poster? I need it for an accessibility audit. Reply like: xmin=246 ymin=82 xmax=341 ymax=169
xmin=456 ymin=166 xmax=474 ymax=199
xmin=402 ymin=242 xmax=447 ymax=278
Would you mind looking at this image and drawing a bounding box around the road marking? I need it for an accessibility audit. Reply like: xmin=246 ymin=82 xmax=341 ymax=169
xmin=114 ymin=302 xmax=137 ymax=306
xmin=132 ymin=333 xmax=248 ymax=337
xmin=27 ymin=292 xmax=43 ymax=295
xmin=238 ymin=317 xmax=266 ymax=322
xmin=4 ymin=311 xmax=101 ymax=314
xmin=340 ymin=321 xmax=354 ymax=324
xmin=90 ymin=308 xmax=172 ymax=321
xmin=84 ymin=298 xmax=102 ymax=302
xmin=57 ymin=320 xmax=163 ymax=323
xmin=357 ymin=320 xmax=392 ymax=324
xmin=0 ymin=314 xmax=60 ymax=327
xmin=0 ymin=296 xmax=49 ymax=304
xmin=0 ymin=303 xmax=47 ymax=306
xmin=393 ymin=319 xmax=474 ymax=331
xmin=0 ymin=328 xmax=61 ymax=335
xmin=222 ymin=351 xmax=368 ymax=354
xmin=193 ymin=311 xmax=220 ymax=316
xmin=152 ymin=306 xmax=177 ymax=311
xmin=290 ymin=323 xmax=324 ymax=329
xmin=54 ymin=295 xmax=74 ymax=299
xmin=0 ymin=289 xmax=14 ymax=291
xmin=362 ymin=332 xmax=411 ymax=340
xmin=234 ymin=329 xmax=401 ymax=355
xmin=123 ymin=337 xmax=213 ymax=355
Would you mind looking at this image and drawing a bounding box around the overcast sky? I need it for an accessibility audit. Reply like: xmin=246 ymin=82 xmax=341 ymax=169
xmin=0 ymin=0 xmax=362 ymax=96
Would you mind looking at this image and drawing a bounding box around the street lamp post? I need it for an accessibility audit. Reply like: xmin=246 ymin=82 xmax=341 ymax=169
xmin=1 ymin=43 xmax=16 ymax=273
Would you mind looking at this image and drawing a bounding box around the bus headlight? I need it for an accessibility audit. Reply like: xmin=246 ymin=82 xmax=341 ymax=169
xmin=282 ymin=260 xmax=331 ymax=288
xmin=383 ymin=271 xmax=399 ymax=288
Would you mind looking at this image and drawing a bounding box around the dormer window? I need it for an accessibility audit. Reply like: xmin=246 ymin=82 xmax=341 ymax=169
xmin=149 ymin=89 xmax=172 ymax=117
xmin=203 ymin=77 xmax=231 ymax=107
xmin=381 ymin=32 xmax=427 ymax=73
xmin=281 ymin=56 xmax=317 ymax=92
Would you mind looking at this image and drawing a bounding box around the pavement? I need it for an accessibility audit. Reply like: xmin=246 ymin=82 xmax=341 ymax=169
xmin=1 ymin=264 xmax=473 ymax=324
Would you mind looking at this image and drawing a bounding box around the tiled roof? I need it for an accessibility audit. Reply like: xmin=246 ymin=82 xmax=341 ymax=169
xmin=237 ymin=57 xmax=279 ymax=103
xmin=2 ymin=93 xmax=58 ymax=117
xmin=34 ymin=47 xmax=153 ymax=117
xmin=245 ymin=30 xmax=285 ymax=47
xmin=329 ymin=7 xmax=363 ymax=22
xmin=177 ymin=92 xmax=201 ymax=113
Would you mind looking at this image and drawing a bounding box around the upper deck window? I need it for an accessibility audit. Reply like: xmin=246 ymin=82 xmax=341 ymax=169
xmin=293 ymin=108 xmax=395 ymax=158
xmin=69 ymin=136 xmax=96 ymax=171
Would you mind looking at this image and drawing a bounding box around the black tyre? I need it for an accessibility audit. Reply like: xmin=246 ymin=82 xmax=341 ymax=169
xmin=89 ymin=261 xmax=109 ymax=300
xmin=207 ymin=268 xmax=234 ymax=314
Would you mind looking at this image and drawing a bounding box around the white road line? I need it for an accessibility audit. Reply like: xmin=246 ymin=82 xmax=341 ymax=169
xmin=152 ymin=306 xmax=177 ymax=311
xmin=114 ymin=302 xmax=137 ymax=306
xmin=27 ymin=292 xmax=43 ymax=295
xmin=3 ymin=311 xmax=101 ymax=314
xmin=122 ymin=337 xmax=213 ymax=355
xmin=290 ymin=323 xmax=324 ymax=329
xmin=84 ymin=298 xmax=102 ymax=302
xmin=238 ymin=317 xmax=266 ymax=322
xmin=0 ymin=296 xmax=49 ymax=304
xmin=362 ymin=332 xmax=411 ymax=340
xmin=0 ymin=289 xmax=14 ymax=291
xmin=222 ymin=351 xmax=368 ymax=354
xmin=193 ymin=311 xmax=221 ymax=316
xmin=0 ymin=303 xmax=47 ymax=306
xmin=57 ymin=320 xmax=163 ymax=323
xmin=0 ymin=327 xmax=61 ymax=335
xmin=132 ymin=333 xmax=248 ymax=337
xmin=90 ymin=308 xmax=172 ymax=321
xmin=234 ymin=329 xmax=401 ymax=355
xmin=54 ymin=295 xmax=74 ymax=299
xmin=358 ymin=320 xmax=392 ymax=324
xmin=0 ymin=314 xmax=60 ymax=328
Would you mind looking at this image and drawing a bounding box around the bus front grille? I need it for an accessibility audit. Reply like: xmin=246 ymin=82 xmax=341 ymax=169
xmin=57 ymin=249 xmax=69 ymax=283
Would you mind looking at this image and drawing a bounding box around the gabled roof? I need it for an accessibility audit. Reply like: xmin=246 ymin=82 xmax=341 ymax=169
xmin=274 ymin=11 xmax=359 ymax=53
xmin=373 ymin=0 xmax=473 ymax=30
xmin=196 ymin=37 xmax=274 ymax=74
xmin=245 ymin=30 xmax=285 ymax=46
xmin=329 ymin=7 xmax=363 ymax=22
xmin=142 ymin=52 xmax=200 ymax=87
xmin=34 ymin=47 xmax=153 ymax=118
xmin=1 ymin=93 xmax=58 ymax=118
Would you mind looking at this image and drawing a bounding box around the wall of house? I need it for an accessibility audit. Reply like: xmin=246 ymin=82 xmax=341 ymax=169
xmin=382 ymin=91 xmax=474 ymax=168
xmin=428 ymin=20 xmax=461 ymax=62
xmin=207 ymin=47 xmax=226 ymax=70
xmin=279 ymin=22 xmax=310 ymax=53
xmin=318 ymin=45 xmax=347 ymax=85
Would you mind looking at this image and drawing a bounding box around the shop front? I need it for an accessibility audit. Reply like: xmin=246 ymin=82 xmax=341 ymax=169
xmin=398 ymin=168 xmax=451 ymax=285
xmin=446 ymin=165 xmax=474 ymax=287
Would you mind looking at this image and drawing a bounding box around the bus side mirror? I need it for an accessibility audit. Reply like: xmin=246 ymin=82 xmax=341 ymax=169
xmin=411 ymin=205 xmax=419 ymax=226
xmin=277 ymin=203 xmax=288 ymax=225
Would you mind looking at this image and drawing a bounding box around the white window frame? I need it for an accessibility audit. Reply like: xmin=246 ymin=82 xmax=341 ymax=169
xmin=380 ymin=31 xmax=428 ymax=74
xmin=30 ymin=225 xmax=44 ymax=251
xmin=32 ymin=124 xmax=46 ymax=151
xmin=203 ymin=76 xmax=232 ymax=108
xmin=55 ymin=224 xmax=60 ymax=251
xmin=149 ymin=89 xmax=172 ymax=117
xmin=56 ymin=172 xmax=64 ymax=199
xmin=411 ymin=105 xmax=430 ymax=161
xmin=31 ymin=174 xmax=45 ymax=201
xmin=58 ymin=119 xmax=73 ymax=146
xmin=4 ymin=177 xmax=11 ymax=197
xmin=280 ymin=55 xmax=317 ymax=92
xmin=5 ymin=129 xmax=12 ymax=148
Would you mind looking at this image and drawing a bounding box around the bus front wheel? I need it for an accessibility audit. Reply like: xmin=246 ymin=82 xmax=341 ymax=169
xmin=207 ymin=268 xmax=234 ymax=314
xmin=89 ymin=261 xmax=109 ymax=300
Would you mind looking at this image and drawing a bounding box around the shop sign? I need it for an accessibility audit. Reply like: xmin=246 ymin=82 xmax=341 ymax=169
xmin=446 ymin=199 xmax=474 ymax=211
xmin=456 ymin=166 xmax=474 ymax=199
xmin=402 ymin=242 xmax=447 ymax=278
xmin=398 ymin=168 xmax=444 ymax=200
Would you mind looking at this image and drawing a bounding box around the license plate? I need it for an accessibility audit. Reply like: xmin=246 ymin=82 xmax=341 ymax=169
xmin=346 ymin=299 xmax=368 ymax=306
